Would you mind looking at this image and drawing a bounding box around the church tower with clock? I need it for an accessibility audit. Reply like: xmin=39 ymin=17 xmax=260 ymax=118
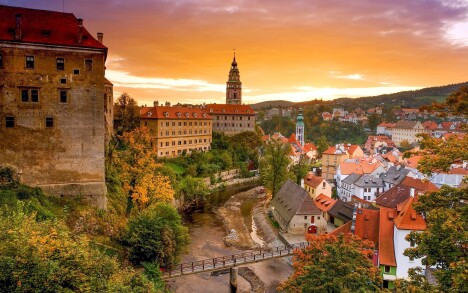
xmin=226 ymin=54 xmax=242 ymax=105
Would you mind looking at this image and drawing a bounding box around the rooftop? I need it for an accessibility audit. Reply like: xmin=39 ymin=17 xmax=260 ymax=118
xmin=140 ymin=106 xmax=211 ymax=120
xmin=205 ymin=104 xmax=255 ymax=116
xmin=379 ymin=207 xmax=397 ymax=266
xmin=355 ymin=208 xmax=380 ymax=247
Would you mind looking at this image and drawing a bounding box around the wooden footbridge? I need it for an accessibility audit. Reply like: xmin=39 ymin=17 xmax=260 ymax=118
xmin=163 ymin=241 xmax=309 ymax=279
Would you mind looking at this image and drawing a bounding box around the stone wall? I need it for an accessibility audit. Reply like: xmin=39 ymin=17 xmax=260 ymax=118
xmin=0 ymin=43 xmax=107 ymax=207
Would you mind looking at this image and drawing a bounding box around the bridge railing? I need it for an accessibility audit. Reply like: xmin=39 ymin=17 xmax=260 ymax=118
xmin=164 ymin=241 xmax=310 ymax=278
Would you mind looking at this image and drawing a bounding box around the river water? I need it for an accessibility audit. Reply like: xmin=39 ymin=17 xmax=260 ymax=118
xmin=167 ymin=182 xmax=294 ymax=293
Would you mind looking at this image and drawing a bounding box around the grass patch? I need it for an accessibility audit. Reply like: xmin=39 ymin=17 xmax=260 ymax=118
xmin=267 ymin=211 xmax=280 ymax=229
xmin=165 ymin=162 xmax=186 ymax=175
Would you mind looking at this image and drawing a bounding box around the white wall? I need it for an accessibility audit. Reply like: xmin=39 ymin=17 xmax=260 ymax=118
xmin=394 ymin=227 xmax=424 ymax=279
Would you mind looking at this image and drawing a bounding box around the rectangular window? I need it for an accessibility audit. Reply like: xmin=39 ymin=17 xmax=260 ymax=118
xmin=5 ymin=117 xmax=14 ymax=128
xmin=45 ymin=117 xmax=54 ymax=128
xmin=60 ymin=78 xmax=67 ymax=84
xmin=21 ymin=89 xmax=29 ymax=102
xmin=384 ymin=266 xmax=390 ymax=273
xmin=304 ymin=216 xmax=307 ymax=220
xmin=31 ymin=89 xmax=39 ymax=102
xmin=73 ymin=69 xmax=80 ymax=75
xmin=85 ymin=59 xmax=93 ymax=71
xmin=25 ymin=56 xmax=34 ymax=69
xmin=59 ymin=90 xmax=68 ymax=103
xmin=56 ymin=58 xmax=64 ymax=70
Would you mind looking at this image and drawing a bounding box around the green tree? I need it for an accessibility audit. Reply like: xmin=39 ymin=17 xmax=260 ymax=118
xmin=399 ymin=139 xmax=413 ymax=151
xmin=0 ymin=204 xmax=164 ymax=292
xmin=176 ymin=176 xmax=208 ymax=207
xmin=114 ymin=93 xmax=141 ymax=135
xmin=367 ymin=113 xmax=382 ymax=131
xmin=291 ymin=156 xmax=309 ymax=185
xmin=260 ymin=141 xmax=291 ymax=197
xmin=278 ymin=234 xmax=382 ymax=293
xmin=404 ymin=186 xmax=468 ymax=292
xmin=122 ymin=202 xmax=189 ymax=267
xmin=316 ymin=135 xmax=330 ymax=157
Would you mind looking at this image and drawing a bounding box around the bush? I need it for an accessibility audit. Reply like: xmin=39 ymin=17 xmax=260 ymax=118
xmin=122 ymin=203 xmax=189 ymax=267
xmin=0 ymin=166 xmax=18 ymax=188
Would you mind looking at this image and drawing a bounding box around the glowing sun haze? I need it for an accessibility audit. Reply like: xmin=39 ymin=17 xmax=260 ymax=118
xmin=5 ymin=0 xmax=468 ymax=105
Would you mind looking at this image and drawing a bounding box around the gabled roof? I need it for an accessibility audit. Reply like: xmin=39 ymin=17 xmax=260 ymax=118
xmin=393 ymin=197 xmax=426 ymax=231
xmin=270 ymin=180 xmax=321 ymax=225
xmin=314 ymin=194 xmax=337 ymax=212
xmin=380 ymin=166 xmax=410 ymax=185
xmin=303 ymin=143 xmax=317 ymax=152
xmin=401 ymin=177 xmax=439 ymax=192
xmin=342 ymin=173 xmax=361 ymax=185
xmin=379 ymin=207 xmax=397 ymax=266
xmin=395 ymin=120 xmax=419 ymax=129
xmin=304 ymin=173 xmax=325 ymax=188
xmin=330 ymin=221 xmax=352 ymax=236
xmin=0 ymin=5 xmax=106 ymax=50
xmin=205 ymin=104 xmax=255 ymax=116
xmin=339 ymin=160 xmax=381 ymax=175
xmin=375 ymin=185 xmax=412 ymax=209
xmin=328 ymin=200 xmax=354 ymax=222
xmin=140 ymin=106 xmax=210 ymax=120
xmin=323 ymin=144 xmax=361 ymax=156
xmin=442 ymin=133 xmax=466 ymax=140
xmin=355 ymin=208 xmax=380 ymax=247
xmin=353 ymin=174 xmax=384 ymax=188
xmin=422 ymin=121 xmax=438 ymax=130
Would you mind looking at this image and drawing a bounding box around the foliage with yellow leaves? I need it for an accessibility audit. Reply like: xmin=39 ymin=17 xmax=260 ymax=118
xmin=118 ymin=127 xmax=174 ymax=213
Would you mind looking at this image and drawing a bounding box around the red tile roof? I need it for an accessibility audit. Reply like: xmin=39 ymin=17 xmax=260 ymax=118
xmin=140 ymin=106 xmax=211 ymax=120
xmin=0 ymin=5 xmax=106 ymax=50
xmin=449 ymin=168 xmax=468 ymax=175
xmin=422 ymin=121 xmax=438 ymax=130
xmin=377 ymin=122 xmax=396 ymax=128
xmin=379 ymin=207 xmax=397 ymax=266
xmin=393 ymin=197 xmax=426 ymax=231
xmin=303 ymin=143 xmax=317 ymax=152
xmin=443 ymin=133 xmax=466 ymax=141
xmin=339 ymin=161 xmax=381 ymax=175
xmin=304 ymin=173 xmax=325 ymax=188
xmin=330 ymin=221 xmax=352 ymax=236
xmin=205 ymin=104 xmax=255 ymax=116
xmin=314 ymin=194 xmax=337 ymax=212
xmin=375 ymin=185 xmax=412 ymax=209
xmin=355 ymin=208 xmax=380 ymax=247
xmin=401 ymin=177 xmax=439 ymax=192
xmin=323 ymin=144 xmax=361 ymax=156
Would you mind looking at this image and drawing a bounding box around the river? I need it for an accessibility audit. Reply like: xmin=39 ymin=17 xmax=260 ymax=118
xmin=166 ymin=182 xmax=294 ymax=293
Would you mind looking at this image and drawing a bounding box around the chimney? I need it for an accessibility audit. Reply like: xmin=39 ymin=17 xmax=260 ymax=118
xmin=350 ymin=205 xmax=358 ymax=234
xmin=153 ymin=100 xmax=159 ymax=107
xmin=77 ymin=18 xmax=83 ymax=43
xmin=410 ymin=188 xmax=415 ymax=197
xmin=165 ymin=101 xmax=171 ymax=107
xmin=97 ymin=32 xmax=103 ymax=44
xmin=15 ymin=14 xmax=22 ymax=40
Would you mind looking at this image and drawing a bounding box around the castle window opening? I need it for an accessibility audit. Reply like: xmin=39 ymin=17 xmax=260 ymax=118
xmin=5 ymin=117 xmax=14 ymax=128
xmin=45 ymin=117 xmax=54 ymax=128
xmin=25 ymin=56 xmax=34 ymax=69
xmin=85 ymin=59 xmax=93 ymax=71
xmin=56 ymin=58 xmax=65 ymax=71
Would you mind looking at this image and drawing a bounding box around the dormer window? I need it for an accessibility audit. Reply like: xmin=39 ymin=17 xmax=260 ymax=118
xmin=235 ymin=109 xmax=238 ymax=113
xmin=193 ymin=113 xmax=197 ymax=118
xmin=222 ymin=108 xmax=225 ymax=113
xmin=163 ymin=112 xmax=169 ymax=117
xmin=176 ymin=112 xmax=181 ymax=118
xmin=203 ymin=113 xmax=207 ymax=118
xmin=184 ymin=112 xmax=189 ymax=117
xmin=247 ymin=110 xmax=250 ymax=113
xmin=210 ymin=108 xmax=213 ymax=113
xmin=147 ymin=111 xmax=152 ymax=117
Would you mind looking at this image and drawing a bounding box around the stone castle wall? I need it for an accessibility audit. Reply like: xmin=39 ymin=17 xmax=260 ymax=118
xmin=0 ymin=44 xmax=108 ymax=207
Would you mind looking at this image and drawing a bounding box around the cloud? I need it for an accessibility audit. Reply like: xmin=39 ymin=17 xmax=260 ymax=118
xmin=106 ymin=70 xmax=225 ymax=92
xmin=444 ymin=20 xmax=468 ymax=46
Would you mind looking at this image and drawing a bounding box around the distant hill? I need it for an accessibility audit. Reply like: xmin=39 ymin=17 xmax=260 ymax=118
xmin=251 ymin=100 xmax=296 ymax=110
xmin=251 ymin=81 xmax=468 ymax=110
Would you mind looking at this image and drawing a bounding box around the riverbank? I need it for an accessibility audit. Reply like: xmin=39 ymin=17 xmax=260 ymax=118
xmin=168 ymin=185 xmax=293 ymax=293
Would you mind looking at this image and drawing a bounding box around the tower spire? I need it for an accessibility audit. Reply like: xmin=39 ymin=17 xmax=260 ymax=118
xmin=226 ymin=53 xmax=241 ymax=104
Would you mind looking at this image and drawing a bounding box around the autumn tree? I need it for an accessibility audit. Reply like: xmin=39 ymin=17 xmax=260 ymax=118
xmin=404 ymin=186 xmax=468 ymax=292
xmin=114 ymin=93 xmax=141 ymax=135
xmin=122 ymin=202 xmax=189 ymax=267
xmin=118 ymin=127 xmax=174 ymax=215
xmin=260 ymin=140 xmax=291 ymax=197
xmin=278 ymin=234 xmax=382 ymax=292
xmin=415 ymin=133 xmax=468 ymax=175
xmin=421 ymin=86 xmax=468 ymax=116
xmin=291 ymin=156 xmax=309 ymax=185
xmin=0 ymin=204 xmax=165 ymax=292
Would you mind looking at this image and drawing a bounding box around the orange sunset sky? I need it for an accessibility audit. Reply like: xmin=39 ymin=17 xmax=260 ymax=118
xmin=5 ymin=0 xmax=468 ymax=105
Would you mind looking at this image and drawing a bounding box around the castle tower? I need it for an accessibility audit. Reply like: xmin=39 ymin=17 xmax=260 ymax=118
xmin=226 ymin=53 xmax=242 ymax=105
xmin=296 ymin=108 xmax=305 ymax=146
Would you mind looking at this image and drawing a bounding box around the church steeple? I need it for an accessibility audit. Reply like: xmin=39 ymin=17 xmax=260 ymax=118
xmin=296 ymin=108 xmax=304 ymax=146
xmin=226 ymin=52 xmax=242 ymax=105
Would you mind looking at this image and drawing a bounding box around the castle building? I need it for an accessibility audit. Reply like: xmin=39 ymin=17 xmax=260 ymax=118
xmin=141 ymin=102 xmax=212 ymax=157
xmin=0 ymin=5 xmax=112 ymax=207
xmin=205 ymin=55 xmax=255 ymax=134
xmin=226 ymin=54 xmax=242 ymax=105
xmin=296 ymin=108 xmax=304 ymax=146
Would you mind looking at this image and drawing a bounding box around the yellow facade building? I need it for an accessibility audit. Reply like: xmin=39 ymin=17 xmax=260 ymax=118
xmin=141 ymin=104 xmax=212 ymax=157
